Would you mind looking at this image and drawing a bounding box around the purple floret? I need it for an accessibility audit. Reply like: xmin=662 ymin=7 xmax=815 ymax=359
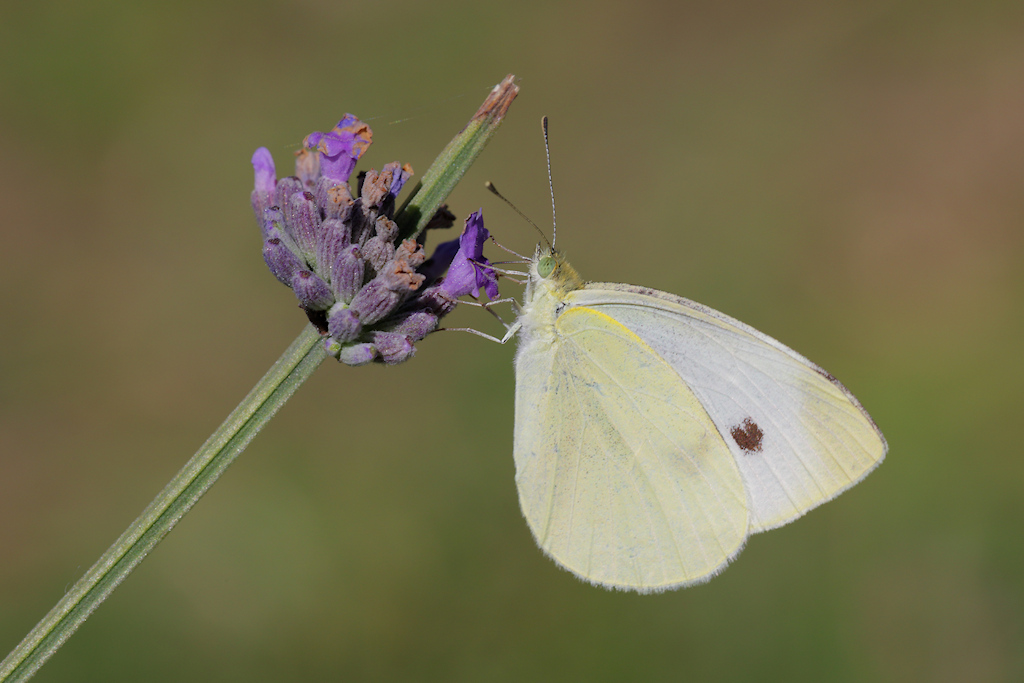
xmin=440 ymin=210 xmax=499 ymax=300
xmin=251 ymin=147 xmax=276 ymax=195
xmin=304 ymin=114 xmax=373 ymax=184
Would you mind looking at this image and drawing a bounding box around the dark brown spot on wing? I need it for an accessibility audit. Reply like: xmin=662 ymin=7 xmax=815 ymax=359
xmin=730 ymin=418 xmax=764 ymax=453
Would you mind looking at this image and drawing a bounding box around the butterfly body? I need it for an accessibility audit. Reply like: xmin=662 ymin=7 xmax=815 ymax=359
xmin=512 ymin=247 xmax=887 ymax=593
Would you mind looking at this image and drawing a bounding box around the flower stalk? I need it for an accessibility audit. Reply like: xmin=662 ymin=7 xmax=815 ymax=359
xmin=0 ymin=73 xmax=518 ymax=683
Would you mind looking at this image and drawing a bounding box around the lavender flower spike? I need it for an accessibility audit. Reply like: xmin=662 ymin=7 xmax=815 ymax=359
xmin=440 ymin=209 xmax=499 ymax=300
xmin=251 ymin=113 xmax=505 ymax=365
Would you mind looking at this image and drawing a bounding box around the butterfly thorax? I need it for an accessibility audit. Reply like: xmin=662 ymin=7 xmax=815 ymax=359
xmin=518 ymin=246 xmax=584 ymax=344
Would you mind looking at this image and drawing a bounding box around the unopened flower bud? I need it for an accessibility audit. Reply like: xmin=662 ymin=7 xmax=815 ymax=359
xmin=262 ymin=205 xmax=285 ymax=234
xmin=373 ymin=332 xmax=415 ymax=364
xmin=414 ymin=285 xmax=460 ymax=317
xmin=263 ymin=236 xmax=304 ymax=286
xmin=338 ymin=342 xmax=377 ymax=366
xmin=274 ymin=176 xmax=304 ymax=215
xmin=362 ymin=235 xmax=395 ymax=273
xmin=331 ymin=246 xmax=364 ymax=303
xmin=252 ymin=147 xmax=277 ymax=195
xmin=294 ymin=147 xmax=320 ymax=188
xmin=349 ymin=278 xmax=400 ymax=325
xmin=374 ymin=216 xmax=398 ymax=242
xmin=317 ymin=218 xmax=350 ymax=282
xmin=317 ymin=178 xmax=354 ymax=221
xmin=323 ymin=337 xmax=342 ymax=358
xmin=327 ymin=305 xmax=362 ymax=343
xmin=251 ymin=148 xmax=277 ymax=235
xmin=292 ymin=270 xmax=334 ymax=310
xmin=285 ymin=191 xmax=321 ymax=266
xmin=389 ymin=310 xmax=439 ymax=341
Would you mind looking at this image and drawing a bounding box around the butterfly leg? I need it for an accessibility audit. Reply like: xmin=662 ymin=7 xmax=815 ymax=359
xmin=458 ymin=297 xmax=521 ymax=329
xmin=436 ymin=321 xmax=520 ymax=344
xmin=500 ymin=320 xmax=521 ymax=344
xmin=469 ymin=258 xmax=526 ymax=284
xmin=436 ymin=297 xmax=522 ymax=343
xmin=435 ymin=327 xmax=507 ymax=344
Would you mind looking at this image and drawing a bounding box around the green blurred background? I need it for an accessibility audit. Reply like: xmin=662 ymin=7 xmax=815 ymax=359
xmin=2 ymin=1 xmax=1022 ymax=681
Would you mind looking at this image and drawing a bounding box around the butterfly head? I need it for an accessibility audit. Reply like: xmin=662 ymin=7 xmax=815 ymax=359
xmin=530 ymin=245 xmax=583 ymax=296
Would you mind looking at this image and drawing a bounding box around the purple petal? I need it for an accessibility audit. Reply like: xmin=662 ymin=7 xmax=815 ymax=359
xmin=440 ymin=210 xmax=499 ymax=300
xmin=419 ymin=238 xmax=460 ymax=284
xmin=303 ymin=114 xmax=373 ymax=184
xmin=251 ymin=147 xmax=277 ymax=195
xmin=334 ymin=113 xmax=364 ymax=132
xmin=251 ymin=148 xmax=278 ymax=233
xmin=304 ymin=131 xmax=324 ymax=148
xmin=387 ymin=162 xmax=414 ymax=200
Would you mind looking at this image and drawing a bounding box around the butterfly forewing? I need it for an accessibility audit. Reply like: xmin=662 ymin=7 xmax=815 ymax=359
xmin=567 ymin=284 xmax=888 ymax=533
xmin=514 ymin=305 xmax=748 ymax=591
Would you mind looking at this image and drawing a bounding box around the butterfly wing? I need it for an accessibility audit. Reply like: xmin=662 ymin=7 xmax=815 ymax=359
xmin=567 ymin=284 xmax=888 ymax=533
xmin=514 ymin=305 xmax=748 ymax=592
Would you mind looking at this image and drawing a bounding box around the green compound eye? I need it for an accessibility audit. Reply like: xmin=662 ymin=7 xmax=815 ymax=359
xmin=537 ymin=255 xmax=556 ymax=278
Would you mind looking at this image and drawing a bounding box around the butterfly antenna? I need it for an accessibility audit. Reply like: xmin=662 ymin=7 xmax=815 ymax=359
xmin=485 ymin=181 xmax=552 ymax=249
xmin=488 ymin=234 xmax=530 ymax=261
xmin=542 ymin=116 xmax=557 ymax=248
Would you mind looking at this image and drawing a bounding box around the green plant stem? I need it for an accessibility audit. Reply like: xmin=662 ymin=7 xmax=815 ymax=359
xmin=0 ymin=326 xmax=326 ymax=683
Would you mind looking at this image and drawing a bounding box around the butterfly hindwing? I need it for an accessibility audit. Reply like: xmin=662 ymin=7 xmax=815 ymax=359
xmin=514 ymin=305 xmax=748 ymax=592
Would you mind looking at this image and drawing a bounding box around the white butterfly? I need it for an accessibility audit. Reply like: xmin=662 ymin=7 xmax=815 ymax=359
xmin=509 ymin=246 xmax=887 ymax=593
